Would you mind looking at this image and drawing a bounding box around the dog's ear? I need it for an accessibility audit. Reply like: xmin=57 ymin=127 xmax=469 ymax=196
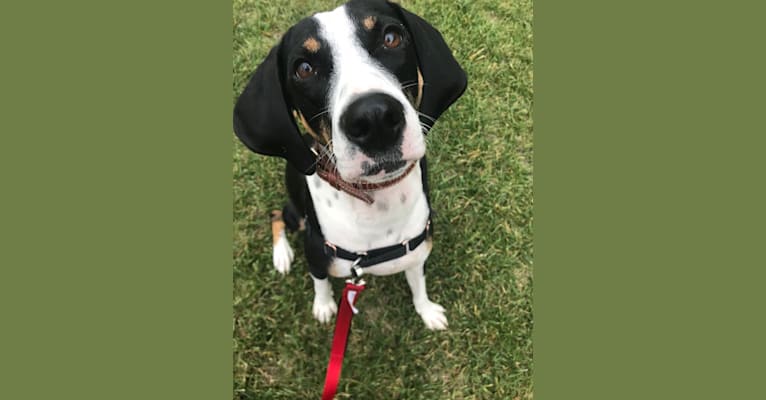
xmin=389 ymin=2 xmax=468 ymax=127
xmin=233 ymin=44 xmax=316 ymax=174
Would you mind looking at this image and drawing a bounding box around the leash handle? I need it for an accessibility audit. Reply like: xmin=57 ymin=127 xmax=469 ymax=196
xmin=321 ymin=281 xmax=365 ymax=400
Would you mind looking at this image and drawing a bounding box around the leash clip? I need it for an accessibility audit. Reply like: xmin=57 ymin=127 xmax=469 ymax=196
xmin=350 ymin=257 xmax=365 ymax=282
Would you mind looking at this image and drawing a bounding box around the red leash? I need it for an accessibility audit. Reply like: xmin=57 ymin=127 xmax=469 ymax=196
xmin=321 ymin=279 xmax=366 ymax=400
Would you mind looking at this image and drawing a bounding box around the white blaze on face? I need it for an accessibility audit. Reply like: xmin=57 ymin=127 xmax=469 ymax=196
xmin=313 ymin=5 xmax=426 ymax=181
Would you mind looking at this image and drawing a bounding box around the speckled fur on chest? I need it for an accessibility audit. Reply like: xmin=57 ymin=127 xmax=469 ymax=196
xmin=306 ymin=163 xmax=431 ymax=277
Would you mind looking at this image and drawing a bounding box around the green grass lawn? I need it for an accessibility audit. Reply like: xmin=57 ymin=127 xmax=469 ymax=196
xmin=232 ymin=0 xmax=533 ymax=398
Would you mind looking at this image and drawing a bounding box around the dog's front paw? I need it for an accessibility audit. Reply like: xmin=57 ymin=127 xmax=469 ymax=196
xmin=272 ymin=232 xmax=294 ymax=275
xmin=415 ymin=300 xmax=448 ymax=330
xmin=312 ymin=296 xmax=338 ymax=324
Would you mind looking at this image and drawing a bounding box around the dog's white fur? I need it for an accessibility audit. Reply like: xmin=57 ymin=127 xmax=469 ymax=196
xmin=272 ymin=231 xmax=294 ymax=274
xmin=273 ymin=4 xmax=446 ymax=330
xmin=312 ymin=275 xmax=338 ymax=324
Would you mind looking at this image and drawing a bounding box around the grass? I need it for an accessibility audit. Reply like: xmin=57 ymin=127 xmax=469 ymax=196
xmin=232 ymin=0 xmax=533 ymax=398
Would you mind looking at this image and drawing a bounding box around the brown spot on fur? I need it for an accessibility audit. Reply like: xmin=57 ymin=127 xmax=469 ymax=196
xmin=269 ymin=210 xmax=281 ymax=222
xmin=363 ymin=16 xmax=376 ymax=30
xmin=294 ymin=110 xmax=331 ymax=146
xmin=270 ymin=210 xmax=286 ymax=246
xmin=295 ymin=110 xmax=323 ymax=143
xmin=303 ymin=37 xmax=320 ymax=53
xmin=319 ymin=118 xmax=331 ymax=144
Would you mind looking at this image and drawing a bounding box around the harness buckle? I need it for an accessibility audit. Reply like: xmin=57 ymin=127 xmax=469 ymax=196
xmin=324 ymin=241 xmax=337 ymax=257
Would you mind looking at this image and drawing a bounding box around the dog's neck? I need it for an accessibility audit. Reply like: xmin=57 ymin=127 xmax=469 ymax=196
xmin=306 ymin=161 xmax=429 ymax=253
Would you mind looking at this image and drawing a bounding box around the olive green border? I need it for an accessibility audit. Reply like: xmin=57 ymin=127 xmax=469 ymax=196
xmin=3 ymin=0 xmax=766 ymax=398
xmin=1 ymin=1 xmax=232 ymax=398
xmin=534 ymin=1 xmax=766 ymax=398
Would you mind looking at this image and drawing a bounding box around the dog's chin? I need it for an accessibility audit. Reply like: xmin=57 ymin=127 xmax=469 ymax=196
xmin=333 ymin=130 xmax=426 ymax=182
xmin=363 ymin=159 xmax=407 ymax=176
xmin=338 ymin=159 xmax=416 ymax=183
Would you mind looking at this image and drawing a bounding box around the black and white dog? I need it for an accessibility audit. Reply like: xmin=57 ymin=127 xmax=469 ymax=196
xmin=234 ymin=0 xmax=466 ymax=330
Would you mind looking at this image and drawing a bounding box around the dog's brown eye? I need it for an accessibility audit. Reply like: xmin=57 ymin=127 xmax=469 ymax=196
xmin=383 ymin=29 xmax=402 ymax=49
xmin=295 ymin=61 xmax=315 ymax=79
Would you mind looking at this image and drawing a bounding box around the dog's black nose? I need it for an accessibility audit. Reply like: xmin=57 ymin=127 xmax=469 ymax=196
xmin=340 ymin=93 xmax=405 ymax=152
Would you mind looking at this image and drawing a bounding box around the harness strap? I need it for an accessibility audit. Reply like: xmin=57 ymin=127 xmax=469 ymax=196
xmin=323 ymin=220 xmax=431 ymax=272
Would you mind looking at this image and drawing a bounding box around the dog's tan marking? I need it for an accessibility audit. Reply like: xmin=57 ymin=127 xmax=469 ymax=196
xmin=303 ymin=37 xmax=321 ymax=53
xmin=294 ymin=110 xmax=324 ymax=144
xmin=319 ymin=118 xmax=331 ymax=144
xmin=363 ymin=16 xmax=376 ymax=31
xmin=270 ymin=210 xmax=286 ymax=245
xmin=294 ymin=110 xmax=332 ymax=154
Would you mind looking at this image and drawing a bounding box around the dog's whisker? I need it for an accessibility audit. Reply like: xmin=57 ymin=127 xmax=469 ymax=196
xmin=309 ymin=139 xmax=335 ymax=170
xmin=308 ymin=109 xmax=330 ymax=122
xmin=417 ymin=111 xmax=437 ymax=123
xmin=422 ymin=123 xmax=440 ymax=143
xmin=319 ymin=142 xmax=333 ymax=161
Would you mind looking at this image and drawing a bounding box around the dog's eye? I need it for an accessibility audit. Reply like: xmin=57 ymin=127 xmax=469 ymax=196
xmin=383 ymin=28 xmax=402 ymax=49
xmin=295 ymin=61 xmax=315 ymax=79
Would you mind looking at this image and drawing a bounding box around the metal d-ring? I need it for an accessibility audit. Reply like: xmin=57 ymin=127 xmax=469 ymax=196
xmin=350 ymin=257 xmax=365 ymax=280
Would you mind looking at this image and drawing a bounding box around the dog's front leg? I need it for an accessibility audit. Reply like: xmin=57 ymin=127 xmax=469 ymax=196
xmin=311 ymin=275 xmax=337 ymax=324
xmin=405 ymin=263 xmax=448 ymax=330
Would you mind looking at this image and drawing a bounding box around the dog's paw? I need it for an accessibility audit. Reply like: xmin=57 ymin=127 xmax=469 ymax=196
xmin=415 ymin=300 xmax=448 ymax=330
xmin=312 ymin=296 xmax=338 ymax=324
xmin=272 ymin=232 xmax=294 ymax=275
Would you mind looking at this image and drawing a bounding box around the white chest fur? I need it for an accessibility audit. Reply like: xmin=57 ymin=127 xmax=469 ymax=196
xmin=306 ymin=162 xmax=431 ymax=278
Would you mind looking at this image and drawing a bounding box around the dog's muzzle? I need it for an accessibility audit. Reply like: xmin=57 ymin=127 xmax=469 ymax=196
xmin=339 ymin=92 xmax=405 ymax=153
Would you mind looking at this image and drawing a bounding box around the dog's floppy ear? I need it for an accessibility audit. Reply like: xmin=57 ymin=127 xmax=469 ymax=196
xmin=233 ymin=44 xmax=316 ymax=174
xmin=389 ymin=2 xmax=468 ymax=127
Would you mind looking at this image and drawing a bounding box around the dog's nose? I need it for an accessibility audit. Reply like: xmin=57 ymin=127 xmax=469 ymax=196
xmin=340 ymin=93 xmax=405 ymax=152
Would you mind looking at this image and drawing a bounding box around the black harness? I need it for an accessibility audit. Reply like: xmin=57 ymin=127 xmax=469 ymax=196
xmin=323 ymin=219 xmax=431 ymax=278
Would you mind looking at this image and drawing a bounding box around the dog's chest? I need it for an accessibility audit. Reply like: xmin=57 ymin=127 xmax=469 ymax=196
xmin=306 ymin=164 xmax=431 ymax=277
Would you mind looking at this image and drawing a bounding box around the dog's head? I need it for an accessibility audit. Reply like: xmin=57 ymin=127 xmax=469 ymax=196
xmin=234 ymin=0 xmax=467 ymax=180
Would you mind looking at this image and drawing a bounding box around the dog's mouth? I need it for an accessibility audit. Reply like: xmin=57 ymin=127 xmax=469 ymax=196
xmin=361 ymin=159 xmax=408 ymax=176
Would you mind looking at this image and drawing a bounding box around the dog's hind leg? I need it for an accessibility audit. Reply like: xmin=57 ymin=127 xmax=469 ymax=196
xmin=270 ymin=210 xmax=294 ymax=274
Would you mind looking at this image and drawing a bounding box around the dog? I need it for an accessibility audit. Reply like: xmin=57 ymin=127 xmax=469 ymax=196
xmin=233 ymin=0 xmax=466 ymax=330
